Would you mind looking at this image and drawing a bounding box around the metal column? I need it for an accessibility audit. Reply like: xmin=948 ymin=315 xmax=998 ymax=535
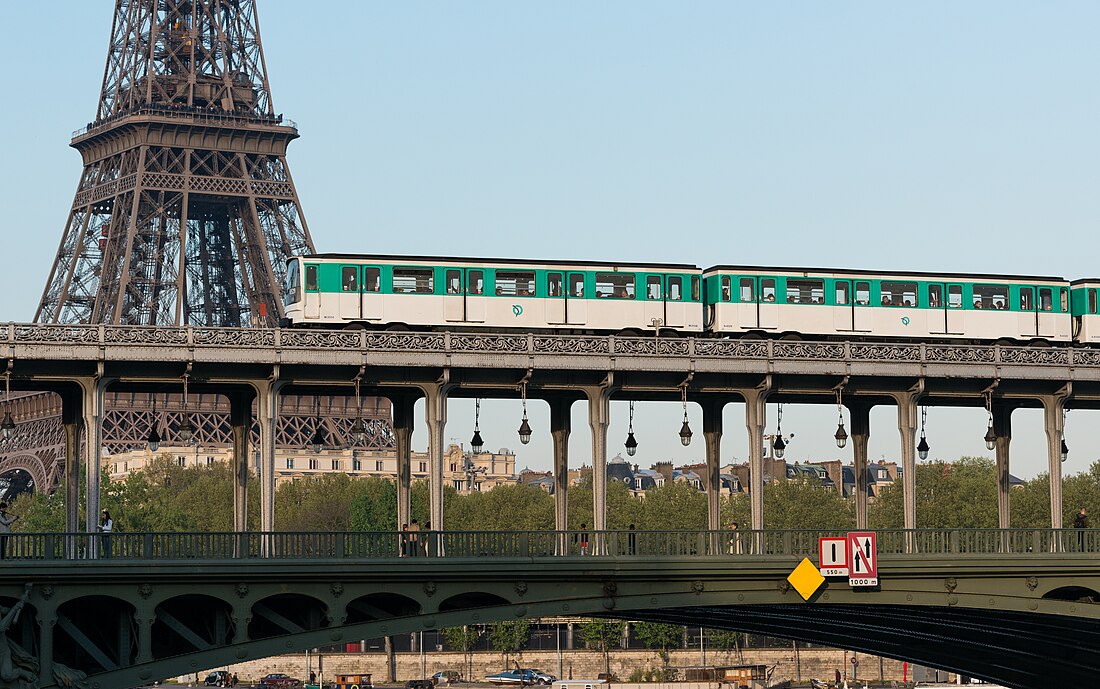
xmin=585 ymin=384 xmax=614 ymax=544
xmin=79 ymin=377 xmax=109 ymax=535
xmin=849 ymin=402 xmax=872 ymax=530
xmin=254 ymin=379 xmax=284 ymax=534
xmin=228 ymin=390 xmax=254 ymax=533
xmin=892 ymin=390 xmax=920 ymax=534
xmin=60 ymin=390 xmax=82 ymax=535
xmin=550 ymin=397 xmax=572 ymax=543
xmin=1042 ymin=392 xmax=1069 ymax=530
xmin=992 ymin=403 xmax=1013 ymax=531
xmin=393 ymin=395 xmax=415 ymax=532
xmin=422 ymin=381 xmax=452 ymax=536
xmin=701 ymin=399 xmax=725 ymax=539
xmin=742 ymin=383 xmax=771 ymax=533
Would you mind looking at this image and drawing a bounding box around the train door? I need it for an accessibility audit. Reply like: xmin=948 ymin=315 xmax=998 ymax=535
xmin=444 ymin=267 xmax=476 ymax=323
xmin=304 ymin=264 xmax=321 ymax=320
xmin=546 ymin=271 xmax=566 ymax=324
xmin=643 ymin=274 xmax=664 ymax=326
xmin=927 ymin=283 xmax=947 ymax=334
xmin=758 ymin=278 xmax=779 ymax=329
xmin=360 ymin=266 xmax=383 ymax=320
xmin=853 ymin=280 xmax=872 ymax=332
xmin=466 ymin=269 xmax=486 ymax=322
xmin=736 ymin=277 xmax=758 ymax=328
xmin=1018 ymin=287 xmax=1037 ymax=338
xmin=338 ymin=265 xmax=361 ymax=320
xmin=566 ymin=272 xmax=587 ymax=325
xmin=1037 ymin=286 xmax=1059 ymax=338
xmin=945 ymin=283 xmax=965 ymax=333
xmin=665 ymin=275 xmax=686 ymax=328
xmin=833 ymin=280 xmax=853 ymax=331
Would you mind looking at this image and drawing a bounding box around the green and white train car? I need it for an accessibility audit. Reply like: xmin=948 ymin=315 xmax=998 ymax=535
xmin=1071 ymin=279 xmax=1100 ymax=344
xmin=702 ymin=266 xmax=1072 ymax=343
xmin=283 ymin=255 xmax=704 ymax=333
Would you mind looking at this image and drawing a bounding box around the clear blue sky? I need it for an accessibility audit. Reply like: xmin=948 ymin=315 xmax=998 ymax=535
xmin=1 ymin=2 xmax=1098 ymax=478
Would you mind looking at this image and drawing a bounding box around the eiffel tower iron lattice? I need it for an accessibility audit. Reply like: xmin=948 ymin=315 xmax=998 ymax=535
xmin=36 ymin=0 xmax=314 ymax=328
xmin=2 ymin=1 xmax=397 ymax=498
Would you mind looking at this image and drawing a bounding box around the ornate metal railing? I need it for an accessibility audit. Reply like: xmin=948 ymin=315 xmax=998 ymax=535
xmin=1 ymin=528 xmax=1095 ymax=561
xmin=2 ymin=323 xmax=1099 ymax=368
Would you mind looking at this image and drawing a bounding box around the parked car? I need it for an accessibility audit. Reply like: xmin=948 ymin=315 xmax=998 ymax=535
xmin=432 ymin=670 xmax=462 ymax=685
xmin=487 ymin=669 xmax=555 ymax=686
xmin=406 ymin=680 xmax=434 ymax=689
xmin=204 ymin=671 xmax=231 ymax=687
xmin=259 ymin=674 xmax=302 ymax=688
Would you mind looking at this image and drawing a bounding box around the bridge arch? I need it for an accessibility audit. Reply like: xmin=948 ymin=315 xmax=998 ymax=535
xmin=1043 ymin=585 xmax=1100 ymax=603
xmin=248 ymin=593 xmax=329 ymax=641
xmin=55 ymin=595 xmax=137 ymax=673
xmin=152 ymin=594 xmax=235 ymax=659
xmin=344 ymin=592 xmax=421 ymax=625
xmin=0 ymin=455 xmax=48 ymax=498
xmin=438 ymin=591 xmax=512 ymax=613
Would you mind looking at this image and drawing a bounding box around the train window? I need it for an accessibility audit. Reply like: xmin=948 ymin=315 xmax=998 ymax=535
xmin=855 ymin=281 xmax=870 ymax=306
xmin=1061 ymin=288 xmax=1069 ymax=313
xmin=596 ymin=273 xmax=635 ymax=299
xmin=1020 ymin=289 xmax=1033 ymax=311
xmin=569 ymin=273 xmax=585 ymax=298
xmin=721 ymin=276 xmax=732 ymax=302
xmin=1039 ymin=288 xmax=1053 ymax=312
xmin=691 ymin=276 xmax=700 ymax=301
xmin=668 ymin=276 xmax=683 ymax=301
xmin=739 ymin=278 xmax=754 ymax=302
xmin=646 ymin=276 xmax=663 ymax=300
xmin=305 ymin=265 xmax=318 ymax=291
xmin=835 ymin=282 xmax=849 ymax=305
xmin=445 ymin=269 xmax=462 ymax=294
xmin=880 ymin=281 xmax=917 ymax=307
xmin=1090 ymin=289 xmax=1098 ymax=315
xmin=928 ymin=285 xmax=942 ymax=308
xmin=364 ymin=267 xmax=380 ymax=292
xmin=948 ymin=285 xmax=962 ymax=308
xmin=787 ymin=279 xmax=824 ymax=304
xmin=973 ymin=284 xmax=1007 ymax=310
xmin=547 ymin=272 xmax=563 ymax=297
xmin=284 ymin=265 xmax=301 ymax=306
xmin=469 ymin=270 xmax=484 ymax=295
xmin=497 ymin=271 xmax=536 ymax=297
xmin=761 ymin=279 xmax=776 ymax=302
xmin=393 ymin=268 xmax=434 ymax=294
xmin=342 ymin=267 xmax=359 ymax=292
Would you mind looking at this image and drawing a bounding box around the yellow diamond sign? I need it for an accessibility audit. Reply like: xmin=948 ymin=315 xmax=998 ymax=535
xmin=787 ymin=557 xmax=826 ymax=601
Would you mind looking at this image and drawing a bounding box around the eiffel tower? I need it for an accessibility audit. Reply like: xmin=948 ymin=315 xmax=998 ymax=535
xmin=0 ymin=0 xmax=393 ymax=499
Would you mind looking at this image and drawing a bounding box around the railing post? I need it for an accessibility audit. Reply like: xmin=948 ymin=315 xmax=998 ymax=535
xmin=144 ymin=533 xmax=154 ymax=560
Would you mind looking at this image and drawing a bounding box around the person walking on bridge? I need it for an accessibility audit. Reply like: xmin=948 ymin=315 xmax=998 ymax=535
xmin=1073 ymin=506 xmax=1089 ymax=551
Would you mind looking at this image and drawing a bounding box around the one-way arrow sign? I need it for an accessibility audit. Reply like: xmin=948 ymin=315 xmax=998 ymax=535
xmin=847 ymin=531 xmax=878 ymax=587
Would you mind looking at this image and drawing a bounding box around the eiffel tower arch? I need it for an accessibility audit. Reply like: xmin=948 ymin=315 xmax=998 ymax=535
xmin=4 ymin=0 xmax=394 ymax=499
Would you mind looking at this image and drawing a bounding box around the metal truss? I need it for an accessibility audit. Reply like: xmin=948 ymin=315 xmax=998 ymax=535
xmin=36 ymin=0 xmax=313 ymax=328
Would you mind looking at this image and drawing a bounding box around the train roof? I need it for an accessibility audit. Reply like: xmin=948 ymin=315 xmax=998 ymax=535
xmin=302 ymin=253 xmax=701 ymax=271
xmin=1070 ymin=278 xmax=1100 ymax=286
xmin=702 ymin=265 xmax=1067 ymax=283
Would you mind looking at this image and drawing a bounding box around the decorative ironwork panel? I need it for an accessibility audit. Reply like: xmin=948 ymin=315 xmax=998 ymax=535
xmin=14 ymin=325 xmax=99 ymax=344
xmin=849 ymin=344 xmax=922 ymax=361
xmin=363 ymin=333 xmax=446 ymax=351
xmin=533 ymin=336 xmax=610 ymax=354
xmin=925 ymin=346 xmax=996 ymax=363
xmin=694 ymin=340 xmax=768 ymax=358
xmin=449 ymin=334 xmax=529 ymax=353
xmin=773 ymin=342 xmax=845 ymax=359
xmin=104 ymin=327 xmax=188 ymax=345
xmin=998 ymin=347 xmax=1070 ymax=366
xmin=279 ymin=331 xmax=362 ymax=350
xmin=613 ymin=338 xmax=690 ymax=356
xmin=192 ymin=328 xmax=276 ymax=347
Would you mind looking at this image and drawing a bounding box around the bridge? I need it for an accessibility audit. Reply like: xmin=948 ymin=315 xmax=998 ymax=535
xmin=0 ymin=323 xmax=1095 ymax=540
xmin=1 ymin=528 xmax=1097 ymax=689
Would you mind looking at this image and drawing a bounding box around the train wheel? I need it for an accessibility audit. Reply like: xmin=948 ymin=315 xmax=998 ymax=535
xmin=385 ymin=323 xmax=410 ymax=332
xmin=1027 ymin=338 xmax=1052 ymax=347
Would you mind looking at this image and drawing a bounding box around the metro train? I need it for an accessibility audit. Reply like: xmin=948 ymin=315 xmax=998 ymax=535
xmin=281 ymin=254 xmax=1100 ymax=345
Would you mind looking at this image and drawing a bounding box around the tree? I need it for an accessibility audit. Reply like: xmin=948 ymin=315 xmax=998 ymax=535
xmin=443 ymin=625 xmax=484 ymax=680
xmin=576 ymin=619 xmax=624 ymax=675
xmin=869 ymin=457 xmax=998 ymax=529
xmin=704 ymin=628 xmax=744 ymax=663
xmin=633 ymin=621 xmax=683 ymax=665
xmin=487 ymin=619 xmax=530 ymax=666
xmin=763 ymin=474 xmax=854 ymax=530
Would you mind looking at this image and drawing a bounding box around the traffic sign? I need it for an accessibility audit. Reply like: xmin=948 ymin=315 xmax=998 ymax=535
xmin=847 ymin=531 xmax=878 ymax=587
xmin=818 ymin=537 xmax=849 ymax=577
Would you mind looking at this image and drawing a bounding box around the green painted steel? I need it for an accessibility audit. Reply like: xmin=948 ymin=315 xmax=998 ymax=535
xmin=0 ymin=542 xmax=1097 ymax=689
